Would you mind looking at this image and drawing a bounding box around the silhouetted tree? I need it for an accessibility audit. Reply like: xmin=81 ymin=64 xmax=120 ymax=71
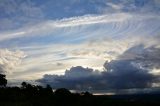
xmin=36 ymin=85 xmax=43 ymax=91
xmin=54 ymin=88 xmax=71 ymax=97
xmin=0 ymin=74 xmax=7 ymax=87
xmin=46 ymin=84 xmax=53 ymax=94
xmin=81 ymin=91 xmax=92 ymax=96
xmin=21 ymin=82 xmax=27 ymax=89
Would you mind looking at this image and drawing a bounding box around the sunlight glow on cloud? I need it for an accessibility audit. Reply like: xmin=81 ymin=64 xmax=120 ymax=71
xmin=0 ymin=49 xmax=26 ymax=74
xmin=0 ymin=0 xmax=160 ymax=90
xmin=39 ymin=45 xmax=160 ymax=90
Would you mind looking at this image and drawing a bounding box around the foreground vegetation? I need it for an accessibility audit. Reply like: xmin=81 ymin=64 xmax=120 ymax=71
xmin=1 ymin=74 xmax=160 ymax=106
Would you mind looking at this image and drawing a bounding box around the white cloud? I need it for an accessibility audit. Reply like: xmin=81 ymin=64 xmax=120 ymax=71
xmin=0 ymin=13 xmax=132 ymax=41
xmin=8 ymin=35 xmax=160 ymax=80
xmin=106 ymin=2 xmax=124 ymax=10
xmin=0 ymin=5 xmax=159 ymax=81
xmin=0 ymin=49 xmax=26 ymax=74
xmin=0 ymin=12 xmax=159 ymax=45
xmin=38 ymin=44 xmax=160 ymax=90
xmin=54 ymin=13 xmax=131 ymax=27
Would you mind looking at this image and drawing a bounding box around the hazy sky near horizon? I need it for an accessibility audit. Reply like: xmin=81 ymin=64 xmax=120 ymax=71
xmin=0 ymin=0 xmax=160 ymax=90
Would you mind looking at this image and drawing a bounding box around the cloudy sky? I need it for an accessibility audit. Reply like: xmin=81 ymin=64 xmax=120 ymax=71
xmin=0 ymin=0 xmax=160 ymax=91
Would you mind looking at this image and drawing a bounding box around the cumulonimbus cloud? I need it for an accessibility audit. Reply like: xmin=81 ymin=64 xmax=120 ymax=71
xmin=38 ymin=44 xmax=160 ymax=90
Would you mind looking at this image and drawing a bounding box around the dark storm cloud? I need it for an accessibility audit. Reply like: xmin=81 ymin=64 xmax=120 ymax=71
xmin=38 ymin=45 xmax=160 ymax=90
xmin=118 ymin=44 xmax=160 ymax=69
xmin=38 ymin=66 xmax=101 ymax=90
xmin=103 ymin=60 xmax=155 ymax=89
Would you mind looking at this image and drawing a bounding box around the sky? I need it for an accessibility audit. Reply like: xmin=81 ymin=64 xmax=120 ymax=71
xmin=0 ymin=0 xmax=160 ymax=92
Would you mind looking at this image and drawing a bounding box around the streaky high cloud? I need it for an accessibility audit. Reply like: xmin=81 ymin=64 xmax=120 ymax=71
xmin=0 ymin=0 xmax=160 ymax=87
xmin=54 ymin=13 xmax=131 ymax=27
xmin=0 ymin=0 xmax=44 ymax=31
xmin=0 ymin=13 xmax=132 ymax=42
xmin=1 ymin=0 xmax=160 ymax=31
xmin=0 ymin=49 xmax=26 ymax=74
xmin=38 ymin=44 xmax=160 ymax=90
xmin=0 ymin=12 xmax=159 ymax=52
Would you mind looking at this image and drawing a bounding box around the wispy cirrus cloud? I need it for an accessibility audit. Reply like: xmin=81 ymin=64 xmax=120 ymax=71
xmin=0 ymin=13 xmax=132 ymax=42
xmin=0 ymin=0 xmax=44 ymax=31
xmin=0 ymin=12 xmax=160 ymax=47
xmin=0 ymin=0 xmax=160 ymax=86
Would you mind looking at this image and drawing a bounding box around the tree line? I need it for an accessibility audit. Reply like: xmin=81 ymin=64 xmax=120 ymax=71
xmin=1 ymin=74 xmax=160 ymax=106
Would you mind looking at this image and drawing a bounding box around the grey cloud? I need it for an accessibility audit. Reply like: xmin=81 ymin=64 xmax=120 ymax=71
xmin=118 ymin=44 xmax=160 ymax=69
xmin=103 ymin=60 xmax=156 ymax=89
xmin=38 ymin=44 xmax=160 ymax=90
xmin=65 ymin=66 xmax=100 ymax=78
xmin=38 ymin=66 xmax=101 ymax=90
xmin=102 ymin=44 xmax=160 ymax=89
xmin=55 ymin=62 xmax=64 ymax=67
